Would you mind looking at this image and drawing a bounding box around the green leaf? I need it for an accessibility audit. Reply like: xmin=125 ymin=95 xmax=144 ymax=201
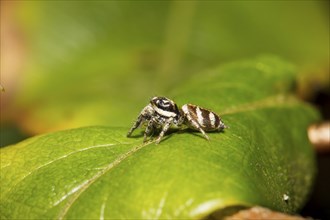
xmin=1 ymin=57 xmax=318 ymax=219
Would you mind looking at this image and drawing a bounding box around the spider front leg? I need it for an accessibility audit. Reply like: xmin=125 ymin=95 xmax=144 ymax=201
xmin=127 ymin=104 xmax=153 ymax=137
xmin=155 ymin=118 xmax=173 ymax=144
xmin=127 ymin=114 xmax=145 ymax=137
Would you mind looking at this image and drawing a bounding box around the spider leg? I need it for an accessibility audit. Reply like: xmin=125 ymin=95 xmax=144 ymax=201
xmin=144 ymin=120 xmax=155 ymax=142
xmin=127 ymin=114 xmax=145 ymax=137
xmin=127 ymin=104 xmax=153 ymax=137
xmin=155 ymin=118 xmax=173 ymax=144
xmin=184 ymin=113 xmax=210 ymax=140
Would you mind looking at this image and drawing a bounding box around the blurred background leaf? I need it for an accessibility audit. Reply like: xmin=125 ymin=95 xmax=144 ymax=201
xmin=1 ymin=0 xmax=328 ymax=136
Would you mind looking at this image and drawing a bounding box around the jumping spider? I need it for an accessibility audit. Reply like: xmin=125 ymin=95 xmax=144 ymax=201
xmin=127 ymin=97 xmax=228 ymax=144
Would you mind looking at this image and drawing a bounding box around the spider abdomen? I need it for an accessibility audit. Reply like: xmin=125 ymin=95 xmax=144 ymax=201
xmin=182 ymin=104 xmax=224 ymax=131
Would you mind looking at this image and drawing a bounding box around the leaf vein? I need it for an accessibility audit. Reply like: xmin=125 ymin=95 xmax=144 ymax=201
xmin=58 ymin=141 xmax=154 ymax=219
xmin=3 ymin=143 xmax=118 ymax=197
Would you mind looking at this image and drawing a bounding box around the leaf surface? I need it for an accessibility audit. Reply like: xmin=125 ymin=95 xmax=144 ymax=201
xmin=1 ymin=57 xmax=319 ymax=219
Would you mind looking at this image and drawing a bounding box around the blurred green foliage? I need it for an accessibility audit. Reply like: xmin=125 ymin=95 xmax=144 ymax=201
xmin=1 ymin=1 xmax=329 ymax=136
xmin=1 ymin=1 xmax=327 ymax=218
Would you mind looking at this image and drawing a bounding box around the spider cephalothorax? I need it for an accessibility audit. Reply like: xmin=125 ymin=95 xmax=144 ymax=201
xmin=127 ymin=96 xmax=227 ymax=144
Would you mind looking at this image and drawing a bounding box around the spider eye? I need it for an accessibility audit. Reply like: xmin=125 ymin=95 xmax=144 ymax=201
xmin=151 ymin=97 xmax=166 ymax=107
xmin=154 ymin=98 xmax=171 ymax=109
xmin=151 ymin=97 xmax=179 ymax=117
xmin=159 ymin=100 xmax=169 ymax=107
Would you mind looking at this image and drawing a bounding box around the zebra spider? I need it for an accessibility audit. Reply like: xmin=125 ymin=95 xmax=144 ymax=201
xmin=127 ymin=97 xmax=228 ymax=144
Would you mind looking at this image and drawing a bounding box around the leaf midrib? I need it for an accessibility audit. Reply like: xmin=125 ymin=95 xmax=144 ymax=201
xmin=57 ymin=141 xmax=155 ymax=219
xmin=2 ymin=143 xmax=118 ymax=197
xmin=221 ymin=94 xmax=299 ymax=116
